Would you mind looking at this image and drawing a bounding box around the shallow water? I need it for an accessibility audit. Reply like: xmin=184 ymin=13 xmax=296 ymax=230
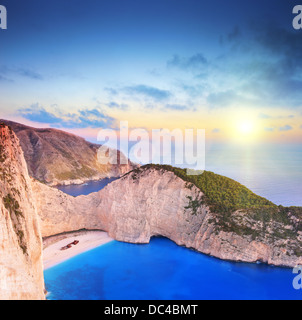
xmin=44 ymin=237 xmax=302 ymax=300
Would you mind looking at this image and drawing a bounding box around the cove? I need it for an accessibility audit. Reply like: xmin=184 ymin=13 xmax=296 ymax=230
xmin=44 ymin=237 xmax=302 ymax=300
xmin=56 ymin=177 xmax=118 ymax=197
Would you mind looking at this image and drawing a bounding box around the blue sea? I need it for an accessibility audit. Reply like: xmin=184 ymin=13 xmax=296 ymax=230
xmin=204 ymin=143 xmax=302 ymax=207
xmin=45 ymin=144 xmax=302 ymax=300
xmin=56 ymin=177 xmax=118 ymax=197
xmin=44 ymin=237 xmax=302 ymax=300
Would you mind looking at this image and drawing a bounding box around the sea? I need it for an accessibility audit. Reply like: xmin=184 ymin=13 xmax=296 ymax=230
xmin=45 ymin=143 xmax=302 ymax=300
xmin=45 ymin=237 xmax=302 ymax=300
xmin=57 ymin=177 xmax=118 ymax=197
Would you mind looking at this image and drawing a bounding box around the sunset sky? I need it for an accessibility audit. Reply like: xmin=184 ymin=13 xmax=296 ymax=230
xmin=0 ymin=0 xmax=302 ymax=144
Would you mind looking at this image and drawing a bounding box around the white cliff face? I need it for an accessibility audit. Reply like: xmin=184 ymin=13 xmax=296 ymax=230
xmin=0 ymin=125 xmax=45 ymax=300
xmin=32 ymin=181 xmax=104 ymax=237
xmin=97 ymin=169 xmax=209 ymax=245
xmin=34 ymin=167 xmax=302 ymax=268
xmin=33 ymin=169 xmax=203 ymax=243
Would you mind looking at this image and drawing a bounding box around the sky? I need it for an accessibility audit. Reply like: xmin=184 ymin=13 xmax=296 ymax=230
xmin=0 ymin=0 xmax=302 ymax=145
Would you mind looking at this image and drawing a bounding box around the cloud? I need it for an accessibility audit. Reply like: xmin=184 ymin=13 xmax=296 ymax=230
xmin=0 ymin=74 xmax=13 ymax=82
xmin=167 ymin=53 xmax=208 ymax=71
xmin=178 ymin=83 xmax=205 ymax=98
xmin=107 ymin=102 xmax=129 ymax=110
xmin=209 ymin=23 xmax=302 ymax=110
xmin=258 ymin=113 xmax=295 ymax=119
xmin=227 ymin=26 xmax=241 ymax=42
xmin=258 ymin=113 xmax=272 ymax=119
xmin=19 ymin=104 xmax=62 ymax=124
xmin=0 ymin=66 xmax=43 ymax=81
xmin=18 ymin=104 xmax=115 ymax=129
xmin=207 ymin=90 xmax=246 ymax=108
xmin=124 ymin=85 xmax=171 ymax=101
xmin=78 ymin=109 xmax=107 ymax=118
xmin=164 ymin=104 xmax=190 ymax=111
xmin=104 ymin=87 xmax=118 ymax=96
xmin=17 ymin=68 xmax=43 ymax=80
xmin=230 ymin=24 xmax=302 ymax=107
xmin=255 ymin=25 xmax=302 ymax=66
xmin=279 ymin=125 xmax=293 ymax=132
xmin=264 ymin=127 xmax=275 ymax=132
xmin=164 ymin=23 xmax=302 ymax=111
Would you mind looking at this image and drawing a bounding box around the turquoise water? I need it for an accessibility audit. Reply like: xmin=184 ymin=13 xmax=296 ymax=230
xmin=44 ymin=237 xmax=302 ymax=300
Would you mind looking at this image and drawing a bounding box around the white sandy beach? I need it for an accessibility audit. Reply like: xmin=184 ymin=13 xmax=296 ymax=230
xmin=43 ymin=231 xmax=113 ymax=270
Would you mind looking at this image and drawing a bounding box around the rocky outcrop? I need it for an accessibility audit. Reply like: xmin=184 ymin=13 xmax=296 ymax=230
xmin=0 ymin=124 xmax=45 ymax=300
xmin=33 ymin=166 xmax=302 ymax=268
xmin=0 ymin=119 xmax=136 ymax=186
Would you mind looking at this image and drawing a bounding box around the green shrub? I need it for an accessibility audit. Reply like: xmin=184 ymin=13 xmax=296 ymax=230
xmin=3 ymin=194 xmax=26 ymax=254
xmin=130 ymin=164 xmax=277 ymax=215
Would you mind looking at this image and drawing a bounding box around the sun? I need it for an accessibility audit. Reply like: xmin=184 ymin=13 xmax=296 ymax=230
xmin=238 ymin=120 xmax=254 ymax=135
xmin=230 ymin=117 xmax=260 ymax=143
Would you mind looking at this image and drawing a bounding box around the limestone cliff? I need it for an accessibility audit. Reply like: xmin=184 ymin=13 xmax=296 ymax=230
xmin=33 ymin=165 xmax=302 ymax=268
xmin=0 ymin=119 xmax=136 ymax=186
xmin=3 ymin=121 xmax=301 ymax=300
xmin=0 ymin=124 xmax=45 ymax=300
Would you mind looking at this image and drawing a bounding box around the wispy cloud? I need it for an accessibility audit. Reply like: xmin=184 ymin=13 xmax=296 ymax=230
xmin=167 ymin=53 xmax=208 ymax=71
xmin=19 ymin=105 xmax=62 ymax=124
xmin=107 ymin=101 xmax=129 ymax=110
xmin=18 ymin=104 xmax=115 ymax=129
xmin=264 ymin=127 xmax=275 ymax=132
xmin=164 ymin=104 xmax=190 ymax=111
xmin=177 ymin=83 xmax=205 ymax=98
xmin=227 ymin=26 xmax=241 ymax=42
xmin=0 ymin=66 xmax=43 ymax=81
xmin=258 ymin=113 xmax=295 ymax=119
xmin=124 ymin=85 xmax=171 ymax=101
xmin=17 ymin=68 xmax=43 ymax=80
xmin=207 ymin=90 xmax=248 ymax=108
xmin=164 ymin=23 xmax=302 ymax=111
xmin=258 ymin=113 xmax=272 ymax=119
xmin=104 ymin=87 xmax=118 ymax=96
xmin=0 ymin=74 xmax=13 ymax=82
xmin=219 ymin=23 xmax=302 ymax=108
xmin=279 ymin=125 xmax=293 ymax=132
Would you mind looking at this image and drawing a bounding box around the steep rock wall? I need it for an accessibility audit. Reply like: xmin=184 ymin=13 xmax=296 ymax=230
xmin=0 ymin=124 xmax=45 ymax=300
